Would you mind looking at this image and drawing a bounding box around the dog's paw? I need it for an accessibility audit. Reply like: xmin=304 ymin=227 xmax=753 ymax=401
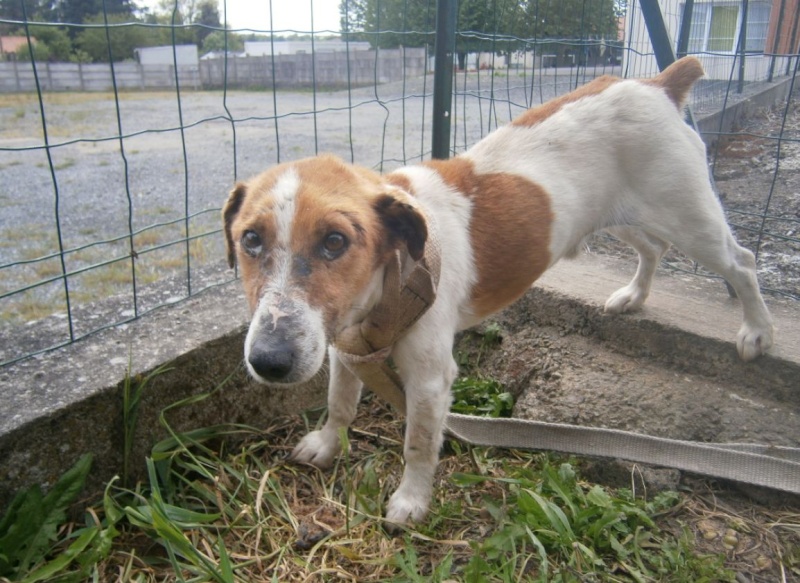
xmin=604 ymin=284 xmax=646 ymax=314
xmin=290 ymin=430 xmax=341 ymax=469
xmin=385 ymin=486 xmax=430 ymax=526
xmin=736 ymin=323 xmax=774 ymax=361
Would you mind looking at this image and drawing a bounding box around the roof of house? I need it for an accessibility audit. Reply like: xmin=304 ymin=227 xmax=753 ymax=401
xmin=0 ymin=36 xmax=35 ymax=54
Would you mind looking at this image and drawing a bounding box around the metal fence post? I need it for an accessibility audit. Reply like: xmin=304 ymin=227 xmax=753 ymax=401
xmin=638 ymin=0 xmax=677 ymax=71
xmin=767 ymin=0 xmax=787 ymax=82
xmin=786 ymin=1 xmax=800 ymax=76
xmin=737 ymin=0 xmax=749 ymax=94
xmin=432 ymin=0 xmax=457 ymax=160
xmin=676 ymin=0 xmax=694 ymax=58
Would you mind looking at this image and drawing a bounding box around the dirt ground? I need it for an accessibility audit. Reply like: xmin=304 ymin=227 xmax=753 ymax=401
xmin=460 ymin=322 xmax=799 ymax=449
xmin=453 ymin=307 xmax=799 ymax=581
xmin=712 ymin=99 xmax=800 ymax=300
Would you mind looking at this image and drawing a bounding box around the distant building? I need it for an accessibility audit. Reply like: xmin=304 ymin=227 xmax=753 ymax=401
xmin=244 ymin=40 xmax=371 ymax=56
xmin=200 ymin=50 xmax=244 ymax=60
xmin=0 ymin=36 xmax=35 ymax=60
xmin=134 ymin=45 xmax=199 ymax=66
xmin=625 ymin=0 xmax=796 ymax=80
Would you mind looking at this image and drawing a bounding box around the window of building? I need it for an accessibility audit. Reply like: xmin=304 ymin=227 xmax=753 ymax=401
xmin=681 ymin=1 xmax=772 ymax=54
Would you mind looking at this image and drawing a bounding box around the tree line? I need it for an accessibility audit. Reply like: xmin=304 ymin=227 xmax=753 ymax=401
xmin=1 ymin=0 xmax=623 ymax=64
xmin=0 ymin=0 xmax=245 ymax=62
xmin=341 ymin=0 xmax=624 ymax=52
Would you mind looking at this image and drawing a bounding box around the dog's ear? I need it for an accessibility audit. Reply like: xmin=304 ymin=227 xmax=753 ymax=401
xmin=373 ymin=191 xmax=428 ymax=261
xmin=222 ymin=182 xmax=247 ymax=268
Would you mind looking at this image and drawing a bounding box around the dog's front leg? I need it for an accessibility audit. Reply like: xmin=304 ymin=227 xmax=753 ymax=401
xmin=291 ymin=346 xmax=362 ymax=468
xmin=385 ymin=337 xmax=457 ymax=525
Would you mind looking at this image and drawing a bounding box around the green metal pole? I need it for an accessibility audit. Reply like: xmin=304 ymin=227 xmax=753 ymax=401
xmin=737 ymin=0 xmax=749 ymax=94
xmin=638 ymin=0 xmax=676 ymax=71
xmin=432 ymin=0 xmax=457 ymax=160
xmin=676 ymin=0 xmax=694 ymax=58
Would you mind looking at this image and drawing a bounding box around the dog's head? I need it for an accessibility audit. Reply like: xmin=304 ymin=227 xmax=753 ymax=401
xmin=223 ymin=155 xmax=427 ymax=385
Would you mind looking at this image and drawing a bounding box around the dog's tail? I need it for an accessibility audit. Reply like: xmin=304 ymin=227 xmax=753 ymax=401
xmin=646 ymin=56 xmax=705 ymax=109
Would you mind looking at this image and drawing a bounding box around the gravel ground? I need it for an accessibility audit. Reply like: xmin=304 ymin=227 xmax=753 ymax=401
xmin=1 ymin=66 xmax=798 ymax=363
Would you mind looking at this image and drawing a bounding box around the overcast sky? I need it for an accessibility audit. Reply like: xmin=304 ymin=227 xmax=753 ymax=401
xmin=140 ymin=0 xmax=341 ymax=34
xmin=222 ymin=0 xmax=341 ymax=33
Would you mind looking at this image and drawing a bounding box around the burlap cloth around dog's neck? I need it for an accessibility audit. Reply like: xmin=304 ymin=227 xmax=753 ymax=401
xmin=333 ymin=219 xmax=442 ymax=414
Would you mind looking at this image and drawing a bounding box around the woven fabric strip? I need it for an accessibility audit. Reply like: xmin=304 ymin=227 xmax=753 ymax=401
xmin=445 ymin=414 xmax=800 ymax=494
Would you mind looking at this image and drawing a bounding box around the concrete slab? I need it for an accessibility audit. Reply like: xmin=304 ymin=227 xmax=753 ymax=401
xmin=0 ymin=284 xmax=327 ymax=511
xmin=539 ymin=253 xmax=799 ymax=362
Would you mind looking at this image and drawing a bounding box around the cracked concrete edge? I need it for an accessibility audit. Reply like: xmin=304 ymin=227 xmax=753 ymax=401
xmin=0 ymin=284 xmax=327 ymax=512
xmin=1 ymin=254 xmax=798 ymax=513
xmin=526 ymin=254 xmax=799 ymax=402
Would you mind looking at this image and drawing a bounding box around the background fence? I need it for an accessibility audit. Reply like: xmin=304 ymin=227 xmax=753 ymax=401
xmin=0 ymin=48 xmax=427 ymax=91
xmin=1 ymin=0 xmax=799 ymax=366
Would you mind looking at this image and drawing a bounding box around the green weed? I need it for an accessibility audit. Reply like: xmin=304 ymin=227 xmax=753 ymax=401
xmin=122 ymin=363 xmax=173 ymax=488
xmin=456 ymin=461 xmax=733 ymax=581
xmin=451 ymin=375 xmax=514 ymax=418
xmin=0 ymin=453 xmax=100 ymax=581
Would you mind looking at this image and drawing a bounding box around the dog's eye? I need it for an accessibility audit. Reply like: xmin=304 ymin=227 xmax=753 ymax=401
xmin=321 ymin=232 xmax=348 ymax=260
xmin=241 ymin=230 xmax=262 ymax=256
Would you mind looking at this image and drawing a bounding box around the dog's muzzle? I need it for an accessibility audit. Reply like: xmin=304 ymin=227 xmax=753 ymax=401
xmin=247 ymin=330 xmax=295 ymax=382
xmin=244 ymin=297 xmax=326 ymax=386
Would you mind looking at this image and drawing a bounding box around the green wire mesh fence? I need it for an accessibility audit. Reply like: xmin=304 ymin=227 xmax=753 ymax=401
xmin=0 ymin=0 xmax=798 ymax=366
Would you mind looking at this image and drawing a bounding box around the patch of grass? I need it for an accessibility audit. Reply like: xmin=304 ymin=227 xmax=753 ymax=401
xmin=134 ymin=228 xmax=173 ymax=250
xmin=3 ymin=379 xmax=789 ymax=582
xmin=0 ymin=91 xmax=175 ymax=109
xmin=0 ymin=219 xmax=223 ymax=325
xmin=78 ymin=260 xmax=133 ymax=289
xmin=0 ymin=224 xmax=54 ymax=253
xmin=455 ymin=462 xmax=732 ymax=581
xmin=189 ymin=236 xmax=215 ymax=263
xmin=32 ymin=257 xmax=64 ymax=280
xmin=53 ymin=159 xmax=76 ymax=171
xmin=0 ymin=289 xmax=66 ymax=324
xmin=451 ymin=376 xmax=513 ymax=418
xmin=0 ymin=453 xmax=95 ymax=581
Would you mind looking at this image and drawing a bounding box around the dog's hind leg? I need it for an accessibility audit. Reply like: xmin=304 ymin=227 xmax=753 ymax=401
xmin=675 ymin=232 xmax=773 ymax=361
xmin=291 ymin=347 xmax=363 ymax=468
xmin=604 ymin=226 xmax=671 ymax=314
xmin=639 ymin=190 xmax=775 ymax=362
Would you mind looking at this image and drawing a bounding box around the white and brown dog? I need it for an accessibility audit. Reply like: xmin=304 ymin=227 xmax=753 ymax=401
xmin=223 ymin=57 xmax=774 ymax=525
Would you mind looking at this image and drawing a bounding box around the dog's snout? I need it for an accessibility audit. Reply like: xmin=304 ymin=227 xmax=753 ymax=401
xmin=248 ymin=340 xmax=295 ymax=382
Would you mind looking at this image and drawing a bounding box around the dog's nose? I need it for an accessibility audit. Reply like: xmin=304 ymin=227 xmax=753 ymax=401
xmin=248 ymin=343 xmax=294 ymax=382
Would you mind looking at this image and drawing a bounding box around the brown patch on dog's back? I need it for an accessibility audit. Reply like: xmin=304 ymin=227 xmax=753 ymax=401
xmin=426 ymin=157 xmax=553 ymax=319
xmin=511 ymin=75 xmax=621 ymax=128
xmin=423 ymin=158 xmax=479 ymax=197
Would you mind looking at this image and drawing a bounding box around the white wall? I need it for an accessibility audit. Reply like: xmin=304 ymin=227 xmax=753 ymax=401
xmin=623 ymin=0 xmax=784 ymax=82
xmin=244 ymin=40 xmax=371 ymax=56
xmin=135 ymin=45 xmax=199 ymax=66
